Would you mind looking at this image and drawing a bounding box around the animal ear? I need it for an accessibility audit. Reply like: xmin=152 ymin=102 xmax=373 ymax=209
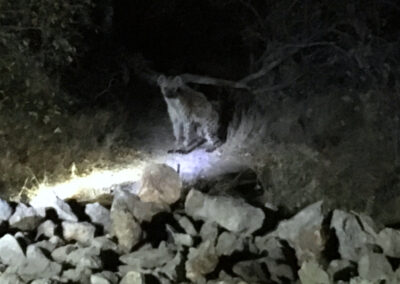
xmin=157 ymin=75 xmax=166 ymax=85
xmin=174 ymin=76 xmax=184 ymax=85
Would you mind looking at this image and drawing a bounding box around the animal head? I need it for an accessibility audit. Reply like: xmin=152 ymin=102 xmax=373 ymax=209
xmin=157 ymin=75 xmax=184 ymax=98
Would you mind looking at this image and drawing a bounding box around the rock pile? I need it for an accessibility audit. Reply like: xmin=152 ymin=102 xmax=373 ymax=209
xmin=0 ymin=164 xmax=399 ymax=283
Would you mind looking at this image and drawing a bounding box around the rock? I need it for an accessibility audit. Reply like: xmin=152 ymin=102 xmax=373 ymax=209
xmin=154 ymin=250 xmax=183 ymax=282
xmin=34 ymin=238 xmax=60 ymax=252
xmin=52 ymin=244 xmax=101 ymax=269
xmin=185 ymin=189 xmax=264 ymax=235
xmin=51 ymin=244 xmax=78 ymax=263
xmin=268 ymin=201 xmax=325 ymax=264
xmin=264 ymin=259 xmax=294 ymax=283
xmin=216 ymin=232 xmax=244 ymax=256
xmin=9 ymin=203 xmax=43 ymax=231
xmin=175 ymin=214 xmax=197 ymax=236
xmin=0 ymin=234 xmax=25 ymax=266
xmin=85 ymin=202 xmax=111 ymax=233
xmin=91 ymin=236 xmax=119 ymax=252
xmin=0 ymin=273 xmax=25 ymax=284
xmin=113 ymin=189 xmax=168 ymax=223
xmin=0 ymin=198 xmax=13 ymax=221
xmin=110 ymin=205 xmax=142 ymax=253
xmin=30 ymin=193 xmax=77 ymax=222
xmin=199 ymin=221 xmax=219 ymax=244
xmin=14 ymin=244 xmax=62 ymax=282
xmin=31 ymin=279 xmax=60 ymax=284
xmin=138 ymin=163 xmax=182 ymax=205
xmin=254 ymin=236 xmax=285 ymax=260
xmin=298 ymin=260 xmax=331 ymax=284
xmin=119 ymin=241 xmax=175 ymax=271
xmin=207 ymin=271 xmax=248 ymax=284
xmin=349 ymin=277 xmax=375 ymax=284
xmin=66 ymin=246 xmax=102 ymax=269
xmin=120 ymin=271 xmax=145 ymax=284
xmin=232 ymin=258 xmax=269 ymax=283
xmin=377 ymin=228 xmax=400 ymax=258
xmin=91 ymin=271 xmax=118 ymax=284
xmin=166 ymin=225 xmax=193 ymax=247
xmin=62 ymin=267 xmax=92 ymax=283
xmin=358 ymin=251 xmax=393 ymax=282
xmin=0 ymin=263 xmax=8 ymax=272
xmin=185 ymin=240 xmax=219 ymax=283
xmin=62 ymin=221 xmax=96 ymax=245
xmin=36 ymin=220 xmax=57 ymax=240
xmin=331 ymin=210 xmax=377 ymax=261
xmin=90 ymin=274 xmax=110 ymax=284
xmin=327 ymin=259 xmax=357 ymax=282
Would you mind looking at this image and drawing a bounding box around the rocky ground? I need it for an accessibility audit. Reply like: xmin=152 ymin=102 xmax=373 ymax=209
xmin=0 ymin=163 xmax=399 ymax=284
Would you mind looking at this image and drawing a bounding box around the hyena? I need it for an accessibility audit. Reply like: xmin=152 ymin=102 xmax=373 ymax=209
xmin=157 ymin=75 xmax=222 ymax=153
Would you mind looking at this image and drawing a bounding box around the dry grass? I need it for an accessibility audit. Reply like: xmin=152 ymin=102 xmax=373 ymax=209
xmin=0 ymin=105 xmax=140 ymax=201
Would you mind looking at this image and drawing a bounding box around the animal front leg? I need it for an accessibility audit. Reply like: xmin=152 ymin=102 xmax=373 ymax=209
xmin=175 ymin=123 xmax=204 ymax=154
xmin=203 ymin=119 xmax=222 ymax=152
xmin=168 ymin=120 xmax=184 ymax=153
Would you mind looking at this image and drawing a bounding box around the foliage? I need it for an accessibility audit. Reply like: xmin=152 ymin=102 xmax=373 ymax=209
xmin=211 ymin=0 xmax=400 ymax=93
xmin=0 ymin=0 xmax=94 ymax=110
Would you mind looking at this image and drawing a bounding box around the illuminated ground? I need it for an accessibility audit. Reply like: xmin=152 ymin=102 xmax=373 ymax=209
xmin=30 ymin=107 xmax=251 ymax=206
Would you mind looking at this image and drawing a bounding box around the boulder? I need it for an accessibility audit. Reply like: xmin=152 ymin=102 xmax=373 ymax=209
xmin=153 ymin=250 xmax=183 ymax=282
xmin=62 ymin=266 xmax=92 ymax=283
xmin=216 ymin=232 xmax=244 ymax=256
xmin=268 ymin=201 xmax=326 ymax=264
xmin=232 ymin=258 xmax=270 ymax=283
xmin=166 ymin=225 xmax=193 ymax=247
xmin=207 ymin=271 xmax=249 ymax=284
xmin=185 ymin=240 xmax=219 ymax=283
xmin=51 ymin=244 xmax=78 ymax=263
xmin=91 ymin=236 xmax=119 ymax=252
xmin=31 ymin=279 xmax=61 ymax=284
xmin=90 ymin=274 xmax=111 ymax=284
xmin=9 ymin=203 xmax=43 ymax=231
xmin=377 ymin=228 xmax=400 ymax=258
xmin=264 ymin=259 xmax=294 ymax=283
xmin=199 ymin=221 xmax=219 ymax=244
xmin=110 ymin=205 xmax=142 ymax=253
xmin=175 ymin=214 xmax=197 ymax=236
xmin=358 ymin=251 xmax=394 ymax=282
xmin=119 ymin=241 xmax=175 ymax=271
xmin=298 ymin=260 xmax=331 ymax=284
xmin=13 ymin=244 xmax=62 ymax=282
xmin=90 ymin=271 xmax=119 ymax=284
xmin=0 ymin=234 xmax=25 ymax=266
xmin=67 ymin=246 xmax=102 ymax=269
xmin=34 ymin=237 xmax=63 ymax=252
xmin=330 ymin=210 xmax=377 ymax=261
xmin=254 ymin=236 xmax=285 ymax=260
xmin=185 ymin=189 xmax=264 ymax=235
xmin=62 ymin=221 xmax=96 ymax=245
xmin=0 ymin=273 xmax=25 ymax=284
xmin=30 ymin=193 xmax=77 ymax=222
xmin=120 ymin=271 xmax=145 ymax=284
xmin=0 ymin=198 xmax=13 ymax=221
xmin=36 ymin=220 xmax=57 ymax=240
xmin=327 ymin=259 xmax=357 ymax=282
xmin=51 ymin=244 xmax=103 ymax=269
xmin=85 ymin=202 xmax=111 ymax=233
xmin=113 ymin=189 xmax=168 ymax=223
xmin=138 ymin=163 xmax=182 ymax=205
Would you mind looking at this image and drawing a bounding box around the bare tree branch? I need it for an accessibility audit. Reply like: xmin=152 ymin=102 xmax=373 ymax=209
xmin=180 ymin=73 xmax=250 ymax=90
xmin=240 ymin=41 xmax=333 ymax=84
